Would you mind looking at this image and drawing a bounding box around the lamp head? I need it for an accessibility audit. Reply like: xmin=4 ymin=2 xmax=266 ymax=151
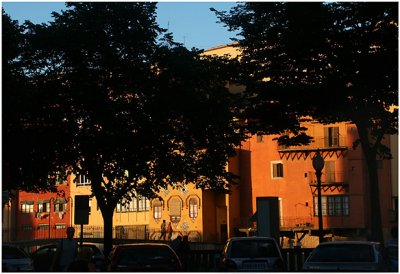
xmin=312 ymin=150 xmax=325 ymax=171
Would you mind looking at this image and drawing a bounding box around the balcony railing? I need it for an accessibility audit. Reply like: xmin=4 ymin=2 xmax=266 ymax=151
xmin=308 ymin=171 xmax=347 ymax=184
xmin=308 ymin=171 xmax=349 ymax=193
xmin=278 ymin=136 xmax=347 ymax=151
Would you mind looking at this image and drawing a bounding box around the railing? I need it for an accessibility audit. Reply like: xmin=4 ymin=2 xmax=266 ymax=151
xmin=308 ymin=171 xmax=347 ymax=184
xmin=278 ymin=136 xmax=347 ymax=150
xmin=3 ymin=225 xmax=202 ymax=243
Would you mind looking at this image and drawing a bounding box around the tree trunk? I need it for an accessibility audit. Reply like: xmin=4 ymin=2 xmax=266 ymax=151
xmin=356 ymin=123 xmax=384 ymax=242
xmin=101 ymin=207 xmax=114 ymax=257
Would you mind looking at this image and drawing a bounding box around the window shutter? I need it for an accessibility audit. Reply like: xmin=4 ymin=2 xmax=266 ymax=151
xmin=332 ymin=127 xmax=339 ymax=146
xmin=325 ymin=161 xmax=335 ymax=183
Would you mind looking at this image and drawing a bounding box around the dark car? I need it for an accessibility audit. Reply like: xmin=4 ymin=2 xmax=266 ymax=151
xmin=2 ymin=244 xmax=34 ymax=272
xmin=385 ymin=239 xmax=398 ymax=272
xmin=30 ymin=242 xmax=107 ymax=271
xmin=218 ymin=237 xmax=285 ymax=272
xmin=108 ymin=243 xmax=182 ymax=272
xmin=302 ymin=241 xmax=391 ymax=272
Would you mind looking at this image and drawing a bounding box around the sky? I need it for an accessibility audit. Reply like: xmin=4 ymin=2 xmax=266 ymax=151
xmin=2 ymin=1 xmax=240 ymax=50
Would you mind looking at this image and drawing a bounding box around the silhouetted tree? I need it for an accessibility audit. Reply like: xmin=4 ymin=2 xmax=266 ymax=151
xmin=3 ymin=9 xmax=66 ymax=194
xmin=4 ymin=3 xmax=245 ymax=255
xmin=215 ymin=2 xmax=398 ymax=242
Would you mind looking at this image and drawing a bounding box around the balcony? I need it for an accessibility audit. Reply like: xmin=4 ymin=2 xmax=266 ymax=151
xmin=308 ymin=171 xmax=349 ymax=193
xmin=277 ymin=136 xmax=348 ymax=160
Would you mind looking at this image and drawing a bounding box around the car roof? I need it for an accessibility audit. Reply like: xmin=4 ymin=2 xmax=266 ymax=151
xmin=317 ymin=241 xmax=378 ymax=246
xmin=228 ymin=237 xmax=277 ymax=241
xmin=116 ymin=243 xmax=172 ymax=247
xmin=317 ymin=241 xmax=380 ymax=247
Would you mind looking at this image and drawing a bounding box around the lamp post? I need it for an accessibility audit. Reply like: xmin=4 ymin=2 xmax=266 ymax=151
xmin=312 ymin=150 xmax=325 ymax=243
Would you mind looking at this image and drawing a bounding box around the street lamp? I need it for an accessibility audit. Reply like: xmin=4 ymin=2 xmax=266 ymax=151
xmin=312 ymin=150 xmax=325 ymax=243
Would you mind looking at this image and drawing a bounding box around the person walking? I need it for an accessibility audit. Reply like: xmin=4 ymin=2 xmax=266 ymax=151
xmin=159 ymin=220 xmax=167 ymax=240
xmin=51 ymin=226 xmax=78 ymax=271
xmin=167 ymin=222 xmax=173 ymax=240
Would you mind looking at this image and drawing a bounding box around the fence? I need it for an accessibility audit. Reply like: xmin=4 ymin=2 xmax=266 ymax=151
xmin=4 ymin=225 xmax=154 ymax=242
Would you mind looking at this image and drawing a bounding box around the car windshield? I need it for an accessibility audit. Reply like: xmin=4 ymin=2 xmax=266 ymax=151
xmin=119 ymin=246 xmax=175 ymax=265
xmin=308 ymin=244 xmax=375 ymax=262
xmin=230 ymin=240 xmax=279 ymax=258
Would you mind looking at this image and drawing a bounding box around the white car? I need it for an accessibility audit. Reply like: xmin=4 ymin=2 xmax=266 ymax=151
xmin=302 ymin=241 xmax=391 ymax=272
xmin=218 ymin=237 xmax=285 ymax=271
xmin=2 ymin=244 xmax=33 ymax=272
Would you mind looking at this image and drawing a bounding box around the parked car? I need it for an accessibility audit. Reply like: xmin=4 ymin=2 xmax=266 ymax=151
xmin=385 ymin=239 xmax=398 ymax=272
xmin=30 ymin=242 xmax=107 ymax=271
xmin=218 ymin=237 xmax=285 ymax=272
xmin=108 ymin=243 xmax=183 ymax=271
xmin=2 ymin=244 xmax=34 ymax=272
xmin=302 ymin=241 xmax=391 ymax=272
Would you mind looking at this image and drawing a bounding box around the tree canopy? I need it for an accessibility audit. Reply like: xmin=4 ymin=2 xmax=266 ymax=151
xmin=3 ymin=2 xmax=245 ymax=255
xmin=214 ymin=2 xmax=398 ymax=242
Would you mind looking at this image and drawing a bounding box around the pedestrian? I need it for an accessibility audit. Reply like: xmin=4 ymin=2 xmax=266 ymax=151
xmin=167 ymin=221 xmax=173 ymax=240
xmin=177 ymin=235 xmax=191 ymax=271
xmin=159 ymin=219 xmax=167 ymax=240
xmin=66 ymin=246 xmax=96 ymax=272
xmin=51 ymin=226 xmax=78 ymax=271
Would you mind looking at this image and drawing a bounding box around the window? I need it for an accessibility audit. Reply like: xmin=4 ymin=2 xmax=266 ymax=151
xmin=138 ymin=196 xmax=149 ymax=212
xmin=153 ymin=200 xmax=162 ymax=220
xmin=271 ymin=162 xmax=284 ymax=179
xmin=169 ymin=197 xmax=182 ymax=223
xmin=37 ymin=201 xmax=50 ymax=213
xmin=324 ymin=127 xmax=339 ymax=147
xmin=54 ymin=199 xmax=67 ymax=212
xmin=256 ymin=134 xmax=264 ymax=143
xmin=314 ymin=195 xmax=349 ymax=216
xmin=189 ymin=198 xmax=199 ymax=218
xmin=116 ymin=196 xmax=149 ymax=212
xmin=22 ymin=224 xmax=33 ymax=231
xmin=38 ymin=224 xmax=49 ymax=230
xmin=20 ymin=201 xmax=34 ymax=213
xmin=76 ymin=174 xmax=91 ymax=186
xmin=55 ymin=223 xmax=66 ymax=230
xmin=116 ymin=199 xmax=135 ymax=212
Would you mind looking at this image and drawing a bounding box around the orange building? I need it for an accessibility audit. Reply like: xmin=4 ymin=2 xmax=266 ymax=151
xmin=16 ymin=175 xmax=72 ymax=241
xmin=228 ymin=122 xmax=396 ymax=247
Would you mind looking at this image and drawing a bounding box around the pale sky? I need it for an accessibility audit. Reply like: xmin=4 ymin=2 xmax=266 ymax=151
xmin=2 ymin=1 xmax=240 ymax=50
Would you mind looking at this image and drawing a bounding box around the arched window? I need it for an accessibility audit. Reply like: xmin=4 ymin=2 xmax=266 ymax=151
xmin=189 ymin=198 xmax=199 ymax=218
xmin=169 ymin=197 xmax=182 ymax=223
xmin=153 ymin=200 xmax=162 ymax=220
